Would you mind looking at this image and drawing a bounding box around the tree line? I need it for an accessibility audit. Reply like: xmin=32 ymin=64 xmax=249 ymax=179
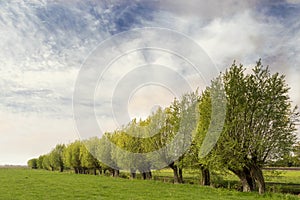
xmin=28 ymin=60 xmax=300 ymax=194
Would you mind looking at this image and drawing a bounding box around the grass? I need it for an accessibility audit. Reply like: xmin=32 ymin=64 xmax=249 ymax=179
xmin=264 ymin=170 xmax=300 ymax=184
xmin=151 ymin=169 xmax=300 ymax=194
xmin=0 ymin=168 xmax=299 ymax=200
xmin=264 ymin=170 xmax=300 ymax=194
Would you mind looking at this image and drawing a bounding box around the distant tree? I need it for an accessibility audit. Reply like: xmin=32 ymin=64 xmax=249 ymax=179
xmin=147 ymin=92 xmax=199 ymax=184
xmin=294 ymin=141 xmax=300 ymax=160
xmin=111 ymin=121 xmax=140 ymax=179
xmin=80 ymin=137 xmax=102 ymax=175
xmin=175 ymin=91 xmax=200 ymax=183
xmin=110 ymin=130 xmax=132 ymax=178
xmin=271 ymin=153 xmax=298 ymax=167
xmin=147 ymin=104 xmax=181 ymax=183
xmin=49 ymin=144 xmax=65 ymax=172
xmin=120 ymin=119 xmax=152 ymax=179
xmin=96 ymin=133 xmax=119 ymax=177
xmin=27 ymin=158 xmax=38 ymax=169
xmin=185 ymin=77 xmax=226 ymax=186
xmin=135 ymin=119 xmax=153 ymax=180
xmin=42 ymin=154 xmax=53 ymax=171
xmin=191 ymin=88 xmax=212 ymax=186
xmin=37 ymin=155 xmax=45 ymax=169
xmin=64 ymin=141 xmax=82 ymax=174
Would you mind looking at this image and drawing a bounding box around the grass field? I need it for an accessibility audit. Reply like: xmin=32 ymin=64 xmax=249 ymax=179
xmin=0 ymin=168 xmax=299 ymax=200
xmin=152 ymin=169 xmax=300 ymax=194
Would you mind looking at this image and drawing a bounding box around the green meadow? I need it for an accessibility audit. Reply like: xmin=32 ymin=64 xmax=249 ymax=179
xmin=152 ymin=169 xmax=300 ymax=194
xmin=0 ymin=168 xmax=299 ymax=200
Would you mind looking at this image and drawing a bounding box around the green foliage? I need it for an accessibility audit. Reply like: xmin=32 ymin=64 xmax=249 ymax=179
xmin=270 ymin=153 xmax=300 ymax=167
xmin=27 ymin=158 xmax=38 ymax=169
xmin=219 ymin=61 xmax=298 ymax=166
xmin=96 ymin=133 xmax=116 ymax=171
xmin=41 ymin=154 xmax=52 ymax=171
xmin=81 ymin=137 xmax=102 ymax=173
xmin=36 ymin=155 xmax=45 ymax=169
xmin=64 ymin=141 xmax=82 ymax=173
xmin=49 ymin=144 xmax=65 ymax=172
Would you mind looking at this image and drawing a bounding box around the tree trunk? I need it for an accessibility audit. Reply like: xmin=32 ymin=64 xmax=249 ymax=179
xmin=146 ymin=171 xmax=152 ymax=179
xmin=97 ymin=167 xmax=102 ymax=175
xmin=141 ymin=172 xmax=146 ymax=180
xmin=108 ymin=168 xmax=114 ymax=176
xmin=200 ymin=166 xmax=210 ymax=186
xmin=244 ymin=167 xmax=255 ymax=192
xmin=178 ymin=168 xmax=184 ymax=183
xmin=173 ymin=167 xmax=179 ymax=184
xmin=250 ymin=164 xmax=265 ymax=194
xmin=113 ymin=169 xmax=119 ymax=177
xmin=169 ymin=163 xmax=179 ymax=184
xmin=230 ymin=168 xmax=254 ymax=192
xmin=241 ymin=176 xmax=251 ymax=192
xmin=130 ymin=170 xmax=136 ymax=179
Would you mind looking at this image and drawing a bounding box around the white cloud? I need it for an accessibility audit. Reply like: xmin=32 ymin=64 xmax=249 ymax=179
xmin=286 ymin=0 xmax=300 ymax=4
xmin=156 ymin=0 xmax=258 ymax=20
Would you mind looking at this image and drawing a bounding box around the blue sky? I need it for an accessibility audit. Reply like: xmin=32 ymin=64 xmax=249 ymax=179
xmin=0 ymin=0 xmax=299 ymax=165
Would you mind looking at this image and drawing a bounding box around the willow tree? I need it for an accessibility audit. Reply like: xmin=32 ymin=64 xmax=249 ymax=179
xmin=216 ymin=60 xmax=298 ymax=194
xmin=110 ymin=128 xmax=138 ymax=178
xmin=147 ymin=91 xmax=199 ymax=184
xmin=124 ymin=119 xmax=153 ymax=180
xmin=187 ymin=76 xmax=226 ymax=186
xmin=96 ymin=132 xmax=119 ymax=176
xmin=49 ymin=144 xmax=65 ymax=172
xmin=27 ymin=158 xmax=38 ymax=169
xmin=64 ymin=141 xmax=82 ymax=174
xmin=80 ymin=137 xmax=102 ymax=175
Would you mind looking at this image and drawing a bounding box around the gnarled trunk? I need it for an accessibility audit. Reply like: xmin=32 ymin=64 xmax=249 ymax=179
xmin=141 ymin=172 xmax=146 ymax=180
xmin=178 ymin=168 xmax=183 ymax=183
xmin=200 ymin=166 xmax=210 ymax=186
xmin=146 ymin=171 xmax=152 ymax=179
xmin=169 ymin=162 xmax=180 ymax=184
xmin=250 ymin=164 xmax=265 ymax=194
xmin=141 ymin=170 xmax=152 ymax=180
xmin=230 ymin=167 xmax=254 ymax=192
xmin=130 ymin=169 xmax=136 ymax=179
xmin=97 ymin=167 xmax=102 ymax=175
xmin=113 ymin=169 xmax=120 ymax=177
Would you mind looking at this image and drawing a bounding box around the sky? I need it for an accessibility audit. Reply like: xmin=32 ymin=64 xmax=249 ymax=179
xmin=0 ymin=0 xmax=300 ymax=165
